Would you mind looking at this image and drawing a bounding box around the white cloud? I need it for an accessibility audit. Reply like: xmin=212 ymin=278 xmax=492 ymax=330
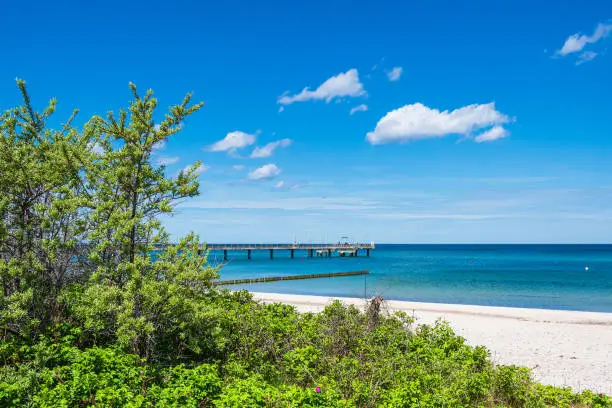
xmin=371 ymin=57 xmax=385 ymax=72
xmin=373 ymin=212 xmax=509 ymax=220
xmin=232 ymin=165 xmax=245 ymax=171
xmin=350 ymin=104 xmax=368 ymax=115
xmin=273 ymin=181 xmax=302 ymax=190
xmin=156 ymin=156 xmax=180 ymax=165
xmin=387 ymin=66 xmax=403 ymax=81
xmin=89 ymin=143 xmax=104 ymax=155
xmin=250 ymin=138 xmax=292 ymax=158
xmin=183 ymin=163 xmax=208 ymax=175
xmin=152 ymin=140 xmax=166 ymax=151
xmin=154 ymin=123 xmax=183 ymax=132
xmin=185 ymin=196 xmax=381 ymax=211
xmin=557 ymin=22 xmax=612 ymax=56
xmin=366 ymin=102 xmax=511 ymax=145
xmin=278 ymin=106 xmax=285 ymax=113
xmin=278 ymin=69 xmax=365 ymax=105
xmin=209 ymin=131 xmax=256 ymax=153
xmin=248 ymin=164 xmax=281 ymax=180
xmin=576 ymin=51 xmax=598 ymax=65
xmin=474 ymin=126 xmax=509 ymax=143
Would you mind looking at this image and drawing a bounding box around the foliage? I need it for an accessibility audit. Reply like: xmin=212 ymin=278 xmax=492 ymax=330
xmin=2 ymin=293 xmax=610 ymax=407
xmin=0 ymin=80 xmax=88 ymax=340
xmin=0 ymin=81 xmax=610 ymax=407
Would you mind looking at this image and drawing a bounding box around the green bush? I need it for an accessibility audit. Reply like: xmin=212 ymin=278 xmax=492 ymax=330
xmin=492 ymin=365 xmax=533 ymax=407
xmin=147 ymin=364 xmax=222 ymax=407
xmin=33 ymin=346 xmax=148 ymax=407
xmin=1 ymin=292 xmax=611 ymax=407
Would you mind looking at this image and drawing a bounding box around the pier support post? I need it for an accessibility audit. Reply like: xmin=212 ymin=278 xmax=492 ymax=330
xmin=367 ymin=248 xmax=370 ymax=257
xmin=224 ymin=250 xmax=228 ymax=261
xmin=291 ymin=249 xmax=294 ymax=259
xmin=270 ymin=249 xmax=274 ymax=260
xmin=308 ymin=249 xmax=313 ymax=258
xmin=328 ymin=249 xmax=332 ymax=257
xmin=247 ymin=250 xmax=251 ymax=260
xmin=355 ymin=249 xmax=358 ymax=257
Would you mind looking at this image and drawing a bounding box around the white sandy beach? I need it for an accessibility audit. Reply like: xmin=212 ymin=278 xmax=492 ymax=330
xmin=252 ymin=292 xmax=612 ymax=394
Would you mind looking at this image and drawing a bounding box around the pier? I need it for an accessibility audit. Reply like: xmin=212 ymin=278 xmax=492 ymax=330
xmin=203 ymin=243 xmax=375 ymax=261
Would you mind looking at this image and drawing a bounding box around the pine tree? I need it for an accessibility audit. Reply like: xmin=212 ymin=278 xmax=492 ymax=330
xmin=73 ymin=84 xmax=217 ymax=358
xmin=0 ymin=79 xmax=90 ymax=340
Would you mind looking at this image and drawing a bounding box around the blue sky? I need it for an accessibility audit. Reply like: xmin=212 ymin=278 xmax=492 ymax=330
xmin=2 ymin=0 xmax=612 ymax=243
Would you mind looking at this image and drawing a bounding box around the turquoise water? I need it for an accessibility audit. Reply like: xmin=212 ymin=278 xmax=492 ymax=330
xmin=212 ymin=245 xmax=612 ymax=312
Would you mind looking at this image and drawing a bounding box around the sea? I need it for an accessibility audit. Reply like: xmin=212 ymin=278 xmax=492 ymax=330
xmin=211 ymin=244 xmax=612 ymax=313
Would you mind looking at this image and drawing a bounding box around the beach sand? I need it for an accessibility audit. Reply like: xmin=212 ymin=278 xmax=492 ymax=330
xmin=252 ymin=292 xmax=612 ymax=394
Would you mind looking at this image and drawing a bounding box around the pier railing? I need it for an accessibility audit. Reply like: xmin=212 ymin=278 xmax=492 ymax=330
xmin=153 ymin=242 xmax=375 ymax=260
xmin=204 ymin=243 xmax=375 ymax=250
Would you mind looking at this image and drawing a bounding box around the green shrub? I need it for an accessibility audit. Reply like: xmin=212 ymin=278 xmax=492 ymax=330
xmin=33 ymin=346 xmax=147 ymax=407
xmin=491 ymin=365 xmax=533 ymax=407
xmin=147 ymin=364 xmax=222 ymax=407
xmin=1 ymin=296 xmax=610 ymax=407
xmin=214 ymin=375 xmax=276 ymax=407
xmin=283 ymin=346 xmax=321 ymax=385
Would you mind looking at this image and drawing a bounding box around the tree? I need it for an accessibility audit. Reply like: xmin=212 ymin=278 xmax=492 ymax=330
xmin=84 ymin=83 xmax=203 ymax=274
xmin=71 ymin=84 xmax=218 ymax=359
xmin=0 ymin=80 xmax=90 ymax=340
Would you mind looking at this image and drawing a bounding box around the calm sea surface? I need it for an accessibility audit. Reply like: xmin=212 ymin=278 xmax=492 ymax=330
xmin=211 ymin=245 xmax=612 ymax=312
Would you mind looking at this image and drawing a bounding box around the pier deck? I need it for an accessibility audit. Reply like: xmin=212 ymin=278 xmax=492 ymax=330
xmin=156 ymin=243 xmax=375 ymax=260
xmin=205 ymin=243 xmax=375 ymax=260
xmin=205 ymin=243 xmax=375 ymax=251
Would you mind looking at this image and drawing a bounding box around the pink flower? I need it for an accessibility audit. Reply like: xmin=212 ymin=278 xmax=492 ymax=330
xmin=315 ymin=387 xmax=321 ymax=393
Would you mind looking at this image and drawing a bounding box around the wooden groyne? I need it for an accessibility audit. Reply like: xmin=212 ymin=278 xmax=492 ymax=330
xmin=213 ymin=269 xmax=369 ymax=286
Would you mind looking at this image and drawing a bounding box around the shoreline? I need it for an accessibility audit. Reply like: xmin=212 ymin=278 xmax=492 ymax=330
xmin=251 ymin=292 xmax=612 ymax=394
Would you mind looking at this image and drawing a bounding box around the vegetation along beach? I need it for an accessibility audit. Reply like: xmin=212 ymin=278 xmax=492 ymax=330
xmin=2 ymin=1 xmax=612 ymax=406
